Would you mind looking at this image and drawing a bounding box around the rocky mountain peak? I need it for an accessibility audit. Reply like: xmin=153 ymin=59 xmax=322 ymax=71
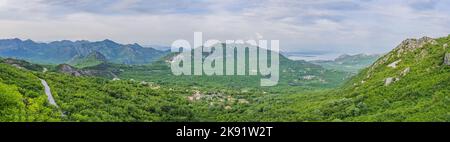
xmin=102 ymin=39 xmax=119 ymax=46
xmin=354 ymin=35 xmax=449 ymax=89
xmin=395 ymin=36 xmax=437 ymax=53
xmin=371 ymin=36 xmax=439 ymax=70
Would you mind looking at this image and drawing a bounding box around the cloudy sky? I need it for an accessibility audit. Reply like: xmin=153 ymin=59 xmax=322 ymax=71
xmin=0 ymin=0 xmax=449 ymax=58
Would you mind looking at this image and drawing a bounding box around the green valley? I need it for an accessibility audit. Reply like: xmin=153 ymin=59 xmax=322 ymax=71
xmin=0 ymin=35 xmax=449 ymax=122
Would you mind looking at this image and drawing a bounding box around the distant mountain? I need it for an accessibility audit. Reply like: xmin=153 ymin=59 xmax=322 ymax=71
xmin=0 ymin=38 xmax=169 ymax=65
xmin=68 ymin=51 xmax=107 ymax=68
xmin=144 ymin=44 xmax=170 ymax=51
xmin=311 ymin=54 xmax=382 ymax=73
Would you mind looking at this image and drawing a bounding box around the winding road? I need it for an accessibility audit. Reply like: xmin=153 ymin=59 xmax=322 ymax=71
xmin=39 ymin=79 xmax=59 ymax=107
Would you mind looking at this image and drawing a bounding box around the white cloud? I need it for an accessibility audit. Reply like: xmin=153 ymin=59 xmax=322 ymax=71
xmin=0 ymin=0 xmax=449 ymax=56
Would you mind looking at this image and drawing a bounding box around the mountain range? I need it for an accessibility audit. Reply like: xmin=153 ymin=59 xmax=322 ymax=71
xmin=0 ymin=38 xmax=168 ymax=65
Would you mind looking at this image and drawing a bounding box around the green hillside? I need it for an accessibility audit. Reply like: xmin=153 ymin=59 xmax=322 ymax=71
xmin=334 ymin=36 xmax=450 ymax=121
xmin=0 ymin=62 xmax=60 ymax=121
xmin=0 ymin=36 xmax=448 ymax=122
xmin=237 ymin=36 xmax=450 ymax=122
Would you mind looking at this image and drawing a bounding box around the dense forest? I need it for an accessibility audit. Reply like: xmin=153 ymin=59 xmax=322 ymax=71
xmin=0 ymin=35 xmax=449 ymax=122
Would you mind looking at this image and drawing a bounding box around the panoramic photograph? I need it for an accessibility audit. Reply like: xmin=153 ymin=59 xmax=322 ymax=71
xmin=0 ymin=0 xmax=449 ymax=139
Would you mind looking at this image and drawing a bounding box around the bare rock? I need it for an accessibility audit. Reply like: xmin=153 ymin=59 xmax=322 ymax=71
xmin=388 ymin=60 xmax=401 ymax=68
xmin=57 ymin=64 xmax=82 ymax=76
xmin=302 ymin=75 xmax=316 ymax=80
xmin=188 ymin=91 xmax=203 ymax=102
xmin=385 ymin=77 xmax=400 ymax=86
xmin=401 ymin=67 xmax=410 ymax=76
xmin=224 ymin=106 xmax=232 ymax=110
xmin=11 ymin=64 xmax=25 ymax=70
xmin=445 ymin=53 xmax=450 ymax=66
xmin=395 ymin=36 xmax=437 ymax=54
xmin=385 ymin=78 xmax=394 ymax=86
xmin=238 ymin=99 xmax=249 ymax=104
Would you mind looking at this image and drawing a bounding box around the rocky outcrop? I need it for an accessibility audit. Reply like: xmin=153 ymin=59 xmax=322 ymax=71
xmin=396 ymin=37 xmax=437 ymax=51
xmin=57 ymin=64 xmax=118 ymax=78
xmin=188 ymin=91 xmax=204 ymax=102
xmin=57 ymin=64 xmax=82 ymax=76
xmin=393 ymin=37 xmax=437 ymax=58
xmin=384 ymin=67 xmax=409 ymax=86
xmin=384 ymin=78 xmax=393 ymax=86
xmin=385 ymin=77 xmax=400 ymax=86
xmin=370 ymin=37 xmax=437 ymax=73
xmin=388 ymin=60 xmax=401 ymax=68
xmin=445 ymin=53 xmax=450 ymax=66
xmin=401 ymin=67 xmax=410 ymax=76
xmin=224 ymin=106 xmax=232 ymax=110
xmin=302 ymin=75 xmax=316 ymax=80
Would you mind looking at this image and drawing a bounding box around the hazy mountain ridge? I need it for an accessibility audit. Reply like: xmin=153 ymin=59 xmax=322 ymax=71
xmin=311 ymin=53 xmax=382 ymax=73
xmin=0 ymin=38 xmax=168 ymax=65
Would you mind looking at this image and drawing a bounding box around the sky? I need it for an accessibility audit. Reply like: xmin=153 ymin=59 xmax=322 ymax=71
xmin=0 ymin=0 xmax=449 ymax=59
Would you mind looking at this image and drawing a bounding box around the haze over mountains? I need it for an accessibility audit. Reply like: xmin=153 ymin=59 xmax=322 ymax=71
xmin=0 ymin=38 xmax=381 ymax=67
xmin=0 ymin=38 xmax=168 ymax=65
xmin=311 ymin=54 xmax=382 ymax=73
xmin=0 ymin=38 xmax=384 ymax=91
